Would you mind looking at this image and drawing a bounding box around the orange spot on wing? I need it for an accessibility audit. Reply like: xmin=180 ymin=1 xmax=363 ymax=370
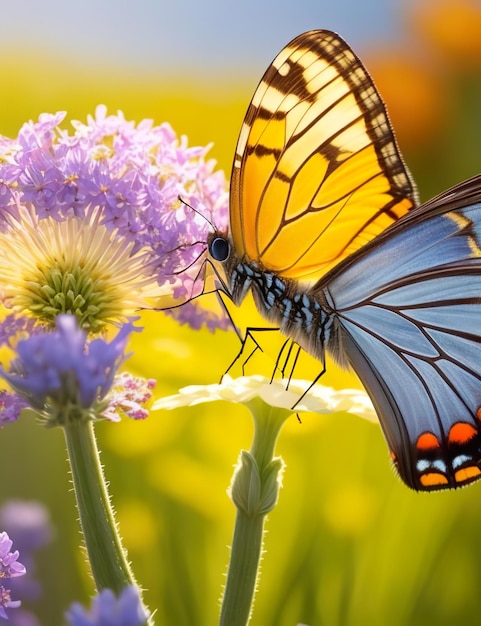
xmin=455 ymin=466 xmax=481 ymax=484
xmin=448 ymin=422 xmax=478 ymax=444
xmin=420 ymin=473 xmax=449 ymax=488
xmin=416 ymin=432 xmax=441 ymax=450
xmin=476 ymin=406 xmax=481 ymax=422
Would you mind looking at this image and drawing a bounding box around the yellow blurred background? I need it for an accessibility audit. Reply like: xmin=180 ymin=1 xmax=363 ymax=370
xmin=2 ymin=0 xmax=481 ymax=624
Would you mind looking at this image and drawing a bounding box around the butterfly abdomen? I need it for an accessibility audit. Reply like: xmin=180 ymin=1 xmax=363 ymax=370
xmin=227 ymin=259 xmax=334 ymax=362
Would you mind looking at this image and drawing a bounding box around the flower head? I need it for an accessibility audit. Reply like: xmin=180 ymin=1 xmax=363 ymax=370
xmin=0 ymin=106 xmax=229 ymax=334
xmin=0 ymin=206 xmax=168 ymax=333
xmin=66 ymin=586 xmax=149 ymax=626
xmin=153 ymin=374 xmax=376 ymax=422
xmin=0 ymin=315 xmax=139 ymax=426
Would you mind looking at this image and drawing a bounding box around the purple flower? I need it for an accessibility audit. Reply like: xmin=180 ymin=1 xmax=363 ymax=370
xmin=0 ymin=315 xmax=138 ymax=425
xmin=0 ymin=392 xmax=29 ymax=427
xmin=0 ymin=533 xmax=26 ymax=579
xmin=0 ymin=501 xmax=53 ymax=605
xmin=66 ymin=586 xmax=148 ymax=626
xmin=0 ymin=106 xmax=229 ymax=333
xmin=0 ymin=587 xmax=21 ymax=621
xmin=0 ymin=531 xmax=26 ymax=621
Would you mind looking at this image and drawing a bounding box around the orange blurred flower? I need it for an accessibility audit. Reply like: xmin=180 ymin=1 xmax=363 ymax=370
xmin=411 ymin=0 xmax=481 ymax=68
xmin=364 ymin=49 xmax=449 ymax=150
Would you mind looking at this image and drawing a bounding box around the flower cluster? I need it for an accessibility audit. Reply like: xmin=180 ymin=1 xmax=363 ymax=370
xmin=0 ymin=105 xmax=229 ymax=333
xmin=104 ymin=373 xmax=156 ymax=421
xmin=0 ymin=315 xmax=152 ymax=426
xmin=0 ymin=531 xmax=26 ymax=620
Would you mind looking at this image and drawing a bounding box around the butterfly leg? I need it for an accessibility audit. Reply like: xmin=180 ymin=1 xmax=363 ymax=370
xmin=290 ymin=355 xmax=327 ymax=411
xmin=150 ymin=256 xmax=218 ymax=313
xmin=270 ymin=338 xmax=291 ymax=382
xmin=270 ymin=340 xmax=303 ymax=390
xmin=221 ymin=326 xmax=281 ymax=379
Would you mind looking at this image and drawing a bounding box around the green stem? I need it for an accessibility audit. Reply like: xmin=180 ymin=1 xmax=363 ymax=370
xmin=219 ymin=511 xmax=265 ymax=626
xmin=250 ymin=403 xmax=285 ymax=469
xmin=220 ymin=400 xmax=289 ymax=626
xmin=63 ymin=418 xmax=153 ymax=624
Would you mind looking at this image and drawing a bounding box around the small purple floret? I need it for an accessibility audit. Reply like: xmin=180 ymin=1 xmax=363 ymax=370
xmin=0 ymin=531 xmax=26 ymax=620
xmin=66 ymin=586 xmax=148 ymax=626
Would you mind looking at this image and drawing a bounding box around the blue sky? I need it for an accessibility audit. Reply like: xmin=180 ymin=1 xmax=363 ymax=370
xmin=1 ymin=0 xmax=408 ymax=75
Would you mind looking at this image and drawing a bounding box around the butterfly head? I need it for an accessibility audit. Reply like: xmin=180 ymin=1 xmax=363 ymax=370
xmin=207 ymin=230 xmax=253 ymax=306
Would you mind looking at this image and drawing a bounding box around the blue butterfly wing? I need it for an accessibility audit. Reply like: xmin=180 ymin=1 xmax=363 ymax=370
xmin=322 ymin=175 xmax=481 ymax=490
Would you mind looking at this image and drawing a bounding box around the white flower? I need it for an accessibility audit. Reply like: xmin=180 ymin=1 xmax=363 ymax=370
xmin=153 ymin=374 xmax=376 ymax=422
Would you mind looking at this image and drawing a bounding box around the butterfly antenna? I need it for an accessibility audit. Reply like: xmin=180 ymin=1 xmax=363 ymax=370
xmin=178 ymin=195 xmax=218 ymax=231
xmin=161 ymin=195 xmax=221 ymax=280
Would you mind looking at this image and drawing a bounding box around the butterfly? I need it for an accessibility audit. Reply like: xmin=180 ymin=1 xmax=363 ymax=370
xmin=207 ymin=29 xmax=481 ymax=491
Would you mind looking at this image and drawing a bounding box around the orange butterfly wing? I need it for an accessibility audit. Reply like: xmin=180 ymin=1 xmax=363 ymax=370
xmin=230 ymin=30 xmax=418 ymax=282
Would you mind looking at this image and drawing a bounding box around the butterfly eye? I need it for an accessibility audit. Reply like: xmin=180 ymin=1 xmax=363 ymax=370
xmin=209 ymin=236 xmax=230 ymax=262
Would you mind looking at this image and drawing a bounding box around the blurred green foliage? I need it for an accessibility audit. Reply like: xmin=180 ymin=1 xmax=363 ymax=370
xmin=2 ymin=4 xmax=481 ymax=623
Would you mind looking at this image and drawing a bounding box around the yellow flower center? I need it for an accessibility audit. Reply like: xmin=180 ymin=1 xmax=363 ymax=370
xmin=0 ymin=206 xmax=164 ymax=332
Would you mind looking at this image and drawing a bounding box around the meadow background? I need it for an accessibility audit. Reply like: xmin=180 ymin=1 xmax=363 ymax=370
xmin=1 ymin=0 xmax=481 ymax=624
